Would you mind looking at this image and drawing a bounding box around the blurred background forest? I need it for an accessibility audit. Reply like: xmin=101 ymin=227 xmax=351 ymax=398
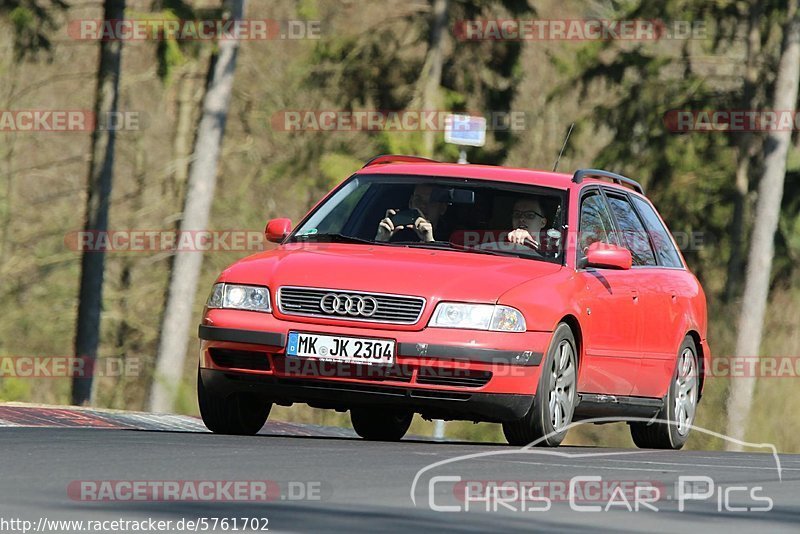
xmin=1 ymin=0 xmax=799 ymax=451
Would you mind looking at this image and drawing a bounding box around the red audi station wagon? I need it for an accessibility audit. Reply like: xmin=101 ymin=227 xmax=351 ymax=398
xmin=197 ymin=155 xmax=710 ymax=448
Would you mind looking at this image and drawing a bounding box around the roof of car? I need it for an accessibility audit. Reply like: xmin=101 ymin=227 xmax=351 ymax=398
xmin=355 ymin=161 xmax=648 ymax=196
xmin=356 ymin=161 xmax=575 ymax=188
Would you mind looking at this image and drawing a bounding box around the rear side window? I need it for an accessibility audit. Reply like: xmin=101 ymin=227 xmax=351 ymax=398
xmin=631 ymin=196 xmax=683 ymax=268
xmin=578 ymin=190 xmax=618 ymax=256
xmin=606 ymin=194 xmax=657 ymax=266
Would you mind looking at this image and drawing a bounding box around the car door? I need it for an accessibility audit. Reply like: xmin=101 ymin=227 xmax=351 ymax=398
xmin=628 ymin=194 xmax=689 ymax=397
xmin=604 ymin=190 xmax=674 ymax=398
xmin=576 ymin=188 xmax=641 ymax=396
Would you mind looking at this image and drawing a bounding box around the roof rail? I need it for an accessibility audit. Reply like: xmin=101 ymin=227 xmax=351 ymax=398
xmin=363 ymin=154 xmax=439 ymax=168
xmin=572 ymin=168 xmax=644 ymax=195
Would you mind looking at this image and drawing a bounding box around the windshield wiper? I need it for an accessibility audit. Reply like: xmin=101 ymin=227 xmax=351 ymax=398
xmin=287 ymin=233 xmax=377 ymax=245
xmin=392 ymin=241 xmax=511 ymax=257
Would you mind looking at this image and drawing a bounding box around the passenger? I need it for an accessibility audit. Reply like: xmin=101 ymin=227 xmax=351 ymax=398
xmin=375 ymin=184 xmax=448 ymax=243
xmin=506 ymin=197 xmax=548 ymax=248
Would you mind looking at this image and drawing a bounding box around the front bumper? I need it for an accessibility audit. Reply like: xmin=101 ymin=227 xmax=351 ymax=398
xmin=200 ymin=368 xmax=533 ymax=423
xmin=198 ymin=310 xmax=553 ymax=421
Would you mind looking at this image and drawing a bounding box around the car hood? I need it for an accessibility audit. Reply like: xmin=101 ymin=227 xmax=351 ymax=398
xmin=219 ymin=243 xmax=562 ymax=303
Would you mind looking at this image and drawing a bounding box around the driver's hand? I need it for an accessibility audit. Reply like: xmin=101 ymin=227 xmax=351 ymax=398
xmin=376 ymin=209 xmax=405 ymax=241
xmin=413 ymin=217 xmax=434 ymax=242
xmin=507 ymin=228 xmax=538 ymax=248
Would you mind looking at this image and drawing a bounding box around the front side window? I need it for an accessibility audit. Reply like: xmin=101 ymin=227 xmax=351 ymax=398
xmin=606 ymin=193 xmax=657 ymax=266
xmin=289 ymin=174 xmax=566 ymax=264
xmin=577 ymin=190 xmax=619 ymax=262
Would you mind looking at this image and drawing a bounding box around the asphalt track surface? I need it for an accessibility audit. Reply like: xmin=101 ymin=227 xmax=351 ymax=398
xmin=1 ymin=405 xmax=799 ymax=533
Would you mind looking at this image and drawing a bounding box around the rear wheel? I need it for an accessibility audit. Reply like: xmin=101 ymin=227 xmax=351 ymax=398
xmin=503 ymin=323 xmax=577 ymax=446
xmin=197 ymin=369 xmax=272 ymax=435
xmin=350 ymin=406 xmax=413 ymax=441
xmin=630 ymin=337 xmax=698 ymax=449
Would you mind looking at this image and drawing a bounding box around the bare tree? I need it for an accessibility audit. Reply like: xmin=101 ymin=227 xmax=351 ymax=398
xmin=71 ymin=0 xmax=126 ymax=405
xmin=724 ymin=0 xmax=763 ymax=302
xmin=149 ymin=0 xmax=246 ymax=413
xmin=726 ymin=0 xmax=800 ymax=449
xmin=419 ymin=0 xmax=449 ymax=158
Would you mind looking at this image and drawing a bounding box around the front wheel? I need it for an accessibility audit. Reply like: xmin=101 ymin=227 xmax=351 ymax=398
xmin=350 ymin=407 xmax=413 ymax=441
xmin=197 ymin=369 xmax=272 ymax=435
xmin=503 ymin=323 xmax=578 ymax=446
xmin=630 ymin=337 xmax=699 ymax=449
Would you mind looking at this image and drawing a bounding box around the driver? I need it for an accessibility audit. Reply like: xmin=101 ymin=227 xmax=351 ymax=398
xmin=375 ymin=184 xmax=448 ymax=243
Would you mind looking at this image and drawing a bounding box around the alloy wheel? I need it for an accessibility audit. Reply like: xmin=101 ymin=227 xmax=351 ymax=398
xmin=549 ymin=339 xmax=576 ymax=432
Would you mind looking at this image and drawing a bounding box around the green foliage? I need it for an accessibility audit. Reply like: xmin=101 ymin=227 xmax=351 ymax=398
xmin=3 ymin=0 xmax=800 ymax=452
xmin=172 ymin=372 xmax=198 ymax=416
xmin=9 ymin=5 xmax=33 ymax=28
xmin=157 ymin=37 xmax=186 ymax=82
xmin=124 ymin=8 xmax=186 ymax=83
xmin=308 ymin=29 xmax=422 ymax=111
xmin=556 ymin=0 xmax=799 ymax=291
xmin=0 ymin=0 xmax=68 ymax=61
xmin=319 ymin=152 xmax=362 ymax=190
xmin=140 ymin=1 xmax=223 ymax=84
xmin=775 ymin=170 xmax=800 ymax=282
xmin=307 ymin=0 xmax=534 ymax=164
xmin=296 ymin=0 xmax=319 ymax=21
xmin=378 ymin=130 xmax=425 ymax=157
xmin=0 ymin=377 xmax=32 ymax=401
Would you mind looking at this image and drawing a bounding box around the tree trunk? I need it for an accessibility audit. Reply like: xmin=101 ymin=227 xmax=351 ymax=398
xmin=168 ymin=64 xmax=205 ymax=201
xmin=148 ymin=0 xmax=245 ymax=413
xmin=71 ymin=0 xmax=126 ymax=406
xmin=724 ymin=0 xmax=762 ymax=302
xmin=110 ymin=134 xmax=146 ymax=409
xmin=1 ymin=60 xmax=19 ymax=264
xmin=726 ymin=0 xmax=800 ymax=449
xmin=420 ymin=0 xmax=448 ymax=158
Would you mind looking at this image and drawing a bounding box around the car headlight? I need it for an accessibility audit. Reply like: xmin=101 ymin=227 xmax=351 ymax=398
xmin=205 ymin=283 xmax=271 ymax=312
xmin=429 ymin=303 xmax=526 ymax=332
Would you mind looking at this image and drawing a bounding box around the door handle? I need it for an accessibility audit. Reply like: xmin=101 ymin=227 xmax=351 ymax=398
xmin=631 ymin=289 xmax=639 ymax=302
xmin=670 ymin=291 xmax=677 ymax=303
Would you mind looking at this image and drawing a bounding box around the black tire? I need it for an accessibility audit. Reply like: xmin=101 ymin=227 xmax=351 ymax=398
xmin=503 ymin=323 xmax=578 ymax=446
xmin=350 ymin=406 xmax=413 ymax=441
xmin=630 ymin=336 xmax=699 ymax=449
xmin=197 ymin=369 xmax=272 ymax=435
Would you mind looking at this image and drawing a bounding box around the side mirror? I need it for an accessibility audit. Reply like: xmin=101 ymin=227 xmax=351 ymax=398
xmin=265 ymin=218 xmax=292 ymax=243
xmin=585 ymin=242 xmax=632 ymax=270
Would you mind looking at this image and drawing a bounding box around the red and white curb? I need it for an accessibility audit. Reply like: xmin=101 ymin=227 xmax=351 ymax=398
xmin=0 ymin=403 xmax=356 ymax=437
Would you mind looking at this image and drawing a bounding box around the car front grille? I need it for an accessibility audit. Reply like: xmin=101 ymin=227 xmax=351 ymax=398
xmin=276 ymin=359 xmax=414 ymax=383
xmin=277 ymin=286 xmax=425 ymax=325
xmin=416 ymin=367 xmax=492 ymax=388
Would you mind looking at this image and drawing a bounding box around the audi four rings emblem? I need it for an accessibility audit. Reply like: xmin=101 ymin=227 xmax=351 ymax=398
xmin=319 ymin=293 xmax=379 ymax=317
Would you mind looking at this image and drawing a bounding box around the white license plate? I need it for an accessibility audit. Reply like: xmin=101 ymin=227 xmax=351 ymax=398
xmin=286 ymin=332 xmax=395 ymax=365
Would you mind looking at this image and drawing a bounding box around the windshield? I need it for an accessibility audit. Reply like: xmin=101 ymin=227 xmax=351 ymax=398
xmin=289 ymin=174 xmax=566 ymax=263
